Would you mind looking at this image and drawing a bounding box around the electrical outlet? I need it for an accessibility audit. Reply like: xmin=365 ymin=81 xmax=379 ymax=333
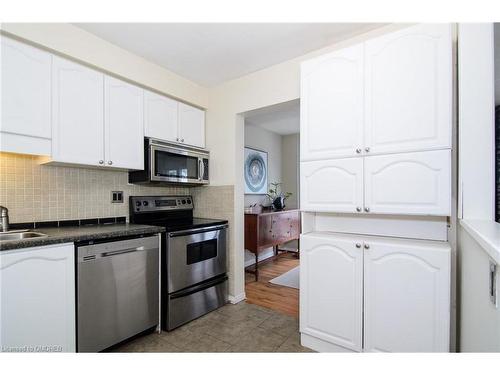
xmin=111 ymin=191 xmax=124 ymax=203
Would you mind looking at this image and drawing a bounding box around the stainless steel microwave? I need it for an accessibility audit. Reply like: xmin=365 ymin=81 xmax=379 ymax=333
xmin=129 ymin=138 xmax=209 ymax=186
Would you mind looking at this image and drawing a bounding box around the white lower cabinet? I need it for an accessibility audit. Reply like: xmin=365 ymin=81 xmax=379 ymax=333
xmin=301 ymin=158 xmax=364 ymax=213
xmin=300 ymin=233 xmax=363 ymax=351
xmin=363 ymin=237 xmax=451 ymax=352
xmin=0 ymin=243 xmax=76 ymax=352
xmin=300 ymin=232 xmax=451 ymax=353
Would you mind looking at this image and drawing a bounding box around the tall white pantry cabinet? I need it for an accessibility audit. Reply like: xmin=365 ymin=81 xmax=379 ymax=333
xmin=299 ymin=24 xmax=453 ymax=352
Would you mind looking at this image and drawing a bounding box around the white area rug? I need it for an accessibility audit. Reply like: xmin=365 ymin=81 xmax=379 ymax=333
xmin=269 ymin=266 xmax=299 ymax=289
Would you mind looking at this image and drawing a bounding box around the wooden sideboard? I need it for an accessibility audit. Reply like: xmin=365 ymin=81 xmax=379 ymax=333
xmin=244 ymin=208 xmax=301 ymax=280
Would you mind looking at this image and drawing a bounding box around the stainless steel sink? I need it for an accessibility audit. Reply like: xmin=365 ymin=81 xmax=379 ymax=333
xmin=0 ymin=231 xmax=47 ymax=242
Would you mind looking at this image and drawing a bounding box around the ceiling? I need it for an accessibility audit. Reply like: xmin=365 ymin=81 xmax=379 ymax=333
xmin=75 ymin=23 xmax=383 ymax=87
xmin=245 ymin=100 xmax=300 ymax=135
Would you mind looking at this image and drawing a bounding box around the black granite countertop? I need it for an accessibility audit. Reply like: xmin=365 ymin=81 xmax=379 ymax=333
xmin=0 ymin=223 xmax=165 ymax=251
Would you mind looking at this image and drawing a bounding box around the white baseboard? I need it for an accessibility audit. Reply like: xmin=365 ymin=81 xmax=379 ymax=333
xmin=301 ymin=333 xmax=357 ymax=353
xmin=228 ymin=292 xmax=246 ymax=304
xmin=244 ymin=248 xmax=274 ymax=267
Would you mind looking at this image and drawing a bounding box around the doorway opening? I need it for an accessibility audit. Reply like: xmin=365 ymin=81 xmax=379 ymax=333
xmin=241 ymin=99 xmax=301 ymax=317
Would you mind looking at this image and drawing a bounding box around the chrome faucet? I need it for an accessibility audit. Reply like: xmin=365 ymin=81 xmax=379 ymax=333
xmin=0 ymin=206 xmax=9 ymax=232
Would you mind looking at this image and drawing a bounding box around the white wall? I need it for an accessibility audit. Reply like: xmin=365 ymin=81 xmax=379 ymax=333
xmin=457 ymin=23 xmax=500 ymax=352
xmin=458 ymin=226 xmax=500 ymax=352
xmin=244 ymin=124 xmax=282 ymax=207
xmin=281 ymin=133 xmax=300 ymax=209
xmin=458 ymin=23 xmax=495 ymax=220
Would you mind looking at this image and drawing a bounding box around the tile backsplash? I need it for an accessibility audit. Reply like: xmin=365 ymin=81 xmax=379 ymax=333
xmin=0 ymin=152 xmax=188 ymax=223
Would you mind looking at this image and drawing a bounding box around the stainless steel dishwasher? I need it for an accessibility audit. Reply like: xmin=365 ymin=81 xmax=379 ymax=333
xmin=76 ymin=235 xmax=159 ymax=352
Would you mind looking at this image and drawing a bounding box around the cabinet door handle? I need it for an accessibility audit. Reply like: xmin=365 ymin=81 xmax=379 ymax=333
xmin=181 ymin=138 xmax=185 ymax=142
xmin=108 ymin=161 xmax=113 ymax=165
xmin=356 ymin=207 xmax=362 ymax=212
xmin=364 ymin=207 xmax=370 ymax=213
xmin=98 ymin=160 xmax=104 ymax=165
xmin=176 ymin=137 xmax=179 ymax=142
xmin=355 ymin=243 xmax=361 ymax=248
xmin=365 ymin=147 xmax=370 ymax=153
xmin=356 ymin=148 xmax=362 ymax=154
xmin=364 ymin=244 xmax=370 ymax=250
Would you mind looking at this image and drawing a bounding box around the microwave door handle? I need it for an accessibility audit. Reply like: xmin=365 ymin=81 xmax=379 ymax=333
xmin=198 ymin=158 xmax=203 ymax=181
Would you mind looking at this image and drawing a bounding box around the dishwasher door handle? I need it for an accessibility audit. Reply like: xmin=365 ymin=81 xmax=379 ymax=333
xmin=102 ymin=246 xmax=145 ymax=257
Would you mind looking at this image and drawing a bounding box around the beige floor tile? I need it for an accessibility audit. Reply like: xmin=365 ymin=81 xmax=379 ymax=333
xmin=110 ymin=302 xmax=313 ymax=353
xmin=258 ymin=313 xmax=299 ymax=338
xmin=226 ymin=327 xmax=288 ymax=352
xmin=276 ymin=333 xmax=316 ymax=353
xmin=111 ymin=333 xmax=183 ymax=353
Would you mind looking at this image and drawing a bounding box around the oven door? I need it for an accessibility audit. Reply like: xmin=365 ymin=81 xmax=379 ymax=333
xmin=150 ymin=143 xmax=207 ymax=184
xmin=167 ymin=225 xmax=227 ymax=293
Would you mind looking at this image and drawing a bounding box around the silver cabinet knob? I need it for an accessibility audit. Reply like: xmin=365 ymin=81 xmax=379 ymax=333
xmin=176 ymin=137 xmax=179 ymax=142
xmin=364 ymin=207 xmax=370 ymax=213
xmin=98 ymin=160 xmax=104 ymax=165
xmin=181 ymin=138 xmax=185 ymax=142
xmin=355 ymin=243 xmax=362 ymax=248
xmin=356 ymin=207 xmax=362 ymax=212
xmin=365 ymin=147 xmax=370 ymax=153
xmin=356 ymin=148 xmax=362 ymax=154
xmin=364 ymin=244 xmax=370 ymax=250
xmin=108 ymin=161 xmax=113 ymax=165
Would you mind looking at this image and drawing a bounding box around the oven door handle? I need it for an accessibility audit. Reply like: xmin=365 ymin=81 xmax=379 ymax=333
xmin=170 ymin=275 xmax=228 ymax=299
xmin=168 ymin=224 xmax=228 ymax=237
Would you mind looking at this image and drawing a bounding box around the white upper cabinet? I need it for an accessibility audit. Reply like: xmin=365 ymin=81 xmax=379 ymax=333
xmin=364 ymin=24 xmax=452 ymax=155
xmin=51 ymin=56 xmax=105 ymax=166
xmin=1 ymin=243 xmax=76 ymax=352
xmin=104 ymin=76 xmax=144 ymax=170
xmin=364 ymin=150 xmax=451 ymax=216
xmin=144 ymin=91 xmax=206 ymax=149
xmin=300 ymin=233 xmax=363 ymax=352
xmin=1 ymin=36 xmax=52 ymax=155
xmin=301 ymin=44 xmax=364 ymax=161
xmin=301 ymin=158 xmax=363 ymax=213
xmin=144 ymin=90 xmax=178 ymax=143
xmin=363 ymin=237 xmax=450 ymax=352
xmin=178 ymin=102 xmax=206 ymax=148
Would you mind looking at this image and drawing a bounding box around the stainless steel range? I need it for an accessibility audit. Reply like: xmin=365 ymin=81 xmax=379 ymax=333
xmin=129 ymin=195 xmax=228 ymax=330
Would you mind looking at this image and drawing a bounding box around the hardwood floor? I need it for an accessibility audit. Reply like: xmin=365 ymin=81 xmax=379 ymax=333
xmin=245 ymin=253 xmax=299 ymax=318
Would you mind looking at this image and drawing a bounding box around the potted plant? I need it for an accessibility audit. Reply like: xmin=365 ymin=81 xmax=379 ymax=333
xmin=267 ymin=182 xmax=292 ymax=210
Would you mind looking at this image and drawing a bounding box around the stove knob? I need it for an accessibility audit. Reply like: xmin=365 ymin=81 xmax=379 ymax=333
xmin=187 ymin=199 xmax=192 ymax=204
xmin=143 ymin=201 xmax=149 ymax=206
xmin=182 ymin=199 xmax=186 ymax=204
xmin=135 ymin=201 xmax=142 ymax=207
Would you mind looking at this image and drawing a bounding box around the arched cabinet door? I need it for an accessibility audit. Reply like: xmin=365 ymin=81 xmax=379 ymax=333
xmin=363 ymin=150 xmax=451 ymax=216
xmin=300 ymin=158 xmax=363 ymax=213
xmin=300 ymin=233 xmax=363 ymax=352
xmin=300 ymin=44 xmax=364 ymax=161
xmin=0 ymin=243 xmax=76 ymax=352
xmin=363 ymin=237 xmax=451 ymax=352
xmin=364 ymin=24 xmax=452 ymax=155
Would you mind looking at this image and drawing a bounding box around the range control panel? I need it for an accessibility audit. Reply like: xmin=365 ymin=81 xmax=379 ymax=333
xmin=130 ymin=196 xmax=194 ymax=213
